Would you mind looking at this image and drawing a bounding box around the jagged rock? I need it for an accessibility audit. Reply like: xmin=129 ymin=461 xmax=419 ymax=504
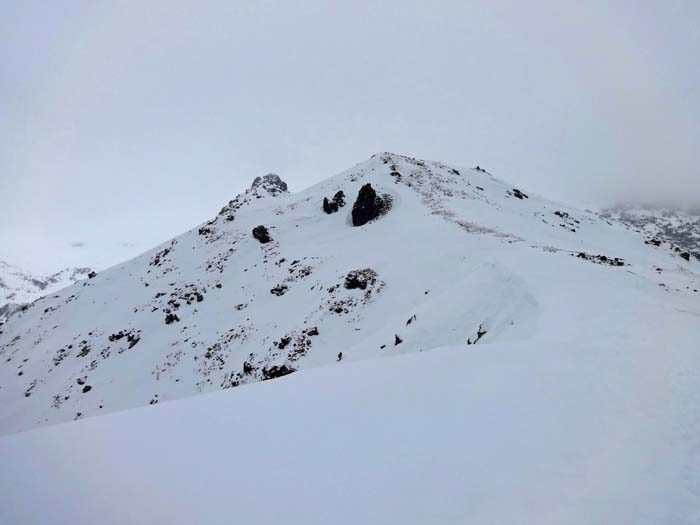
xmin=252 ymin=225 xmax=272 ymax=244
xmin=352 ymin=184 xmax=385 ymax=226
xmin=512 ymin=189 xmax=529 ymax=200
xmin=680 ymin=252 xmax=691 ymax=261
xmin=331 ymin=191 xmax=345 ymax=208
xmin=394 ymin=335 xmax=403 ymax=346
xmin=164 ymin=313 xmax=180 ymax=325
xmin=323 ymin=191 xmax=346 ymax=214
xmin=261 ymin=364 xmax=295 ymax=380
xmin=87 ymin=271 xmax=97 ymax=279
xmin=323 ymin=197 xmax=333 ymax=214
xmin=82 ymin=385 xmax=92 ymax=393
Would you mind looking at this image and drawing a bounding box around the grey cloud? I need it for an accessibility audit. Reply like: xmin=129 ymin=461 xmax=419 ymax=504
xmin=1 ymin=0 xmax=698 ymax=253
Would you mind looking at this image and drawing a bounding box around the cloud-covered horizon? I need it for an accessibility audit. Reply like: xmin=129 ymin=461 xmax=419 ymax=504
xmin=2 ymin=0 xmax=698 ymax=254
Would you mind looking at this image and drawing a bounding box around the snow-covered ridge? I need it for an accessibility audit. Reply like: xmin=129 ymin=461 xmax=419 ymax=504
xmin=0 ymin=152 xmax=698 ymax=436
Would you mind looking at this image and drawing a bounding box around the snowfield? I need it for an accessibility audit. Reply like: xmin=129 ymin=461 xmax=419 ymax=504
xmin=1 ymin=153 xmax=699 ymax=523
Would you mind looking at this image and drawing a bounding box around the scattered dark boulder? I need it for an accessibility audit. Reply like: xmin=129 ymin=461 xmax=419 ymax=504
xmin=512 ymin=189 xmax=528 ymax=200
xmin=243 ymin=361 xmax=254 ymax=375
xmin=262 ymin=364 xmax=295 ymax=380
xmin=198 ymin=226 xmax=213 ymax=236
xmin=82 ymin=385 xmax=92 ymax=393
xmin=164 ymin=313 xmax=180 ymax=325
xmin=406 ymin=314 xmax=417 ymax=326
xmin=305 ymin=326 xmax=319 ymax=336
xmin=87 ymin=271 xmax=97 ymax=279
xmin=277 ymin=336 xmax=292 ymax=350
xmin=394 ymin=335 xmax=403 ymax=346
xmin=252 ymin=225 xmax=272 ymax=244
xmin=270 ymin=284 xmax=288 ymax=296
xmin=554 ymin=211 xmax=570 ymax=219
xmin=351 ymin=184 xmax=385 ymax=226
xmin=337 ymin=352 xmax=343 ymax=362
xmin=680 ymin=252 xmax=691 ymax=261
xmin=575 ymin=252 xmax=624 ymax=267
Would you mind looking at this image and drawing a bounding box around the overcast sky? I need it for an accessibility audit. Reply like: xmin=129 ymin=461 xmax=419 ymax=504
xmin=1 ymin=0 xmax=699 ymax=270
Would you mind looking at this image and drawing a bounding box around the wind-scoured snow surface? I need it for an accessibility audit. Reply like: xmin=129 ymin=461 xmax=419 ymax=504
xmin=1 ymin=153 xmax=700 ymax=523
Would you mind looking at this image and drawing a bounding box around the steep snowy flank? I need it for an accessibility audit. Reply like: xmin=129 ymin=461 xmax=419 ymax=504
xmin=0 ymin=260 xmax=92 ymax=320
xmin=0 ymin=153 xmax=698 ymax=437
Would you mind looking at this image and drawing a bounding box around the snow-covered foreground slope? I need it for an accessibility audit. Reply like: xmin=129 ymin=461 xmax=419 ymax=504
xmin=0 ymin=152 xmax=698 ymax=439
xmin=1 ymin=287 xmax=699 ymax=525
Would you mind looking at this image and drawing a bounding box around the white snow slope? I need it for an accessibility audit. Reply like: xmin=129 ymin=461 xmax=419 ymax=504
xmin=1 ymin=153 xmax=699 ymax=524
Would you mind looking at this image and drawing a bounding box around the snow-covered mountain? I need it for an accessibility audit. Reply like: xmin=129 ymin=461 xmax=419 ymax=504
xmin=1 ymin=152 xmax=700 ymax=523
xmin=602 ymin=205 xmax=700 ymax=260
xmin=0 ymin=260 xmax=93 ymax=320
xmin=1 ymin=153 xmax=698 ymax=436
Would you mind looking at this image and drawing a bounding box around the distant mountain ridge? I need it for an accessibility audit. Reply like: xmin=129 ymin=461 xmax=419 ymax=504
xmin=0 ymin=261 xmax=92 ymax=320
xmin=601 ymin=205 xmax=700 ymax=260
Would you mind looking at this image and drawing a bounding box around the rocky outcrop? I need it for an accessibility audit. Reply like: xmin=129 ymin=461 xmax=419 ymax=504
xmin=261 ymin=364 xmax=295 ymax=380
xmin=351 ymin=184 xmax=385 ymax=226
xmin=344 ymin=269 xmax=377 ymax=290
xmin=217 ymin=174 xmax=288 ymax=219
xmin=252 ymin=225 xmax=272 ymax=244
xmin=250 ymin=173 xmax=288 ymax=196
